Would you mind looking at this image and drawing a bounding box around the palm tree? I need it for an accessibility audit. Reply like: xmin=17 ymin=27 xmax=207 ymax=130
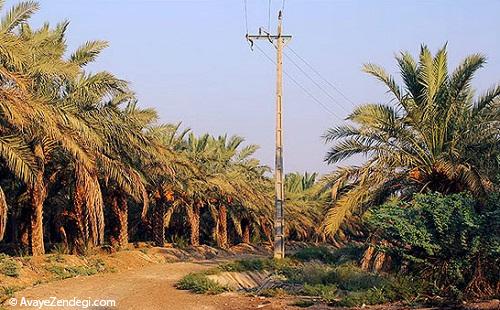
xmin=142 ymin=123 xmax=192 ymax=247
xmin=0 ymin=2 xmax=96 ymax=255
xmin=321 ymin=44 xmax=500 ymax=237
xmin=284 ymin=172 xmax=324 ymax=241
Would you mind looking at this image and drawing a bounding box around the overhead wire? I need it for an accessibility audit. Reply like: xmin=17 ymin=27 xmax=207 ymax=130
xmin=286 ymin=46 xmax=357 ymax=108
xmin=243 ymin=0 xmax=348 ymax=120
xmin=283 ymin=50 xmax=353 ymax=115
xmin=268 ymin=0 xmax=272 ymax=31
xmin=243 ymin=0 xmax=249 ymax=34
xmin=253 ymin=43 xmax=340 ymax=118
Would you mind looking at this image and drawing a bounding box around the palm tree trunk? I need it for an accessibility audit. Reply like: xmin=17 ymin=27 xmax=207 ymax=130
xmin=217 ymin=205 xmax=228 ymax=249
xmin=29 ymin=173 xmax=46 ymax=256
xmin=151 ymin=201 xmax=166 ymax=247
xmin=29 ymin=144 xmax=46 ymax=256
xmin=0 ymin=186 xmax=7 ymax=241
xmin=262 ymin=221 xmax=272 ymax=244
xmin=110 ymin=194 xmax=129 ymax=248
xmin=187 ymin=204 xmax=200 ymax=246
xmin=241 ymin=219 xmax=250 ymax=244
xmin=16 ymin=206 xmax=30 ymax=249
xmin=73 ymin=176 xmax=87 ymax=253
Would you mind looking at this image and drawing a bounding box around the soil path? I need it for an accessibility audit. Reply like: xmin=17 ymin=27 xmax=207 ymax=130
xmin=6 ymin=260 xmax=293 ymax=310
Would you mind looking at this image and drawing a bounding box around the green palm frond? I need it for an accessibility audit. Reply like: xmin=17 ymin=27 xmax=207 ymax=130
xmin=362 ymin=63 xmax=401 ymax=101
xmin=70 ymin=40 xmax=108 ymax=67
xmin=323 ymin=44 xmax=499 ymax=238
xmin=0 ymin=134 xmax=36 ymax=184
xmin=0 ymin=1 xmax=39 ymax=33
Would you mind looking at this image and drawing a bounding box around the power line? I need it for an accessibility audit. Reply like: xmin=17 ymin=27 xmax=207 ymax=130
xmin=253 ymin=43 xmax=340 ymax=118
xmin=267 ymin=0 xmax=271 ymax=31
xmin=286 ymin=46 xmax=357 ymax=108
xmin=243 ymin=0 xmax=248 ymax=34
xmin=283 ymin=50 xmax=353 ymax=116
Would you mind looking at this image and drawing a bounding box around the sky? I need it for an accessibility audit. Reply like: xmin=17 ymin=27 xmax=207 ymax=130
xmin=8 ymin=0 xmax=500 ymax=174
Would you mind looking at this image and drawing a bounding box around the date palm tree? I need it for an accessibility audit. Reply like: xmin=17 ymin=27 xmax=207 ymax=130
xmin=285 ymin=172 xmax=324 ymax=241
xmin=0 ymin=2 xmax=95 ymax=254
xmin=322 ymin=44 xmax=500 ymax=237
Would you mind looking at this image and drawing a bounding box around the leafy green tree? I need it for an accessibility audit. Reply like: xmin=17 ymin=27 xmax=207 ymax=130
xmin=322 ymin=44 xmax=500 ymax=237
xmin=367 ymin=192 xmax=499 ymax=299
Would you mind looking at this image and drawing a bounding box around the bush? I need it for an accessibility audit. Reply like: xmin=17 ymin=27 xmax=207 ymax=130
xmin=219 ymin=258 xmax=268 ymax=272
xmin=0 ymin=286 xmax=23 ymax=303
xmin=367 ymin=192 xmax=500 ymax=300
xmin=337 ymin=287 xmax=389 ymax=307
xmin=324 ymin=263 xmax=387 ymax=291
xmin=176 ymin=273 xmax=228 ymax=294
xmin=0 ymin=254 xmax=20 ymax=277
xmin=292 ymin=300 xmax=315 ymax=308
xmin=47 ymin=265 xmax=99 ymax=279
xmin=301 ymin=283 xmax=338 ymax=302
xmin=219 ymin=258 xmax=297 ymax=274
xmin=293 ymin=247 xmax=335 ymax=263
xmin=293 ymin=245 xmax=363 ymax=265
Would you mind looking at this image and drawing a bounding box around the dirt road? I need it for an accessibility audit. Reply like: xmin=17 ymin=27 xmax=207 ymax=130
xmin=6 ymin=261 xmax=293 ymax=310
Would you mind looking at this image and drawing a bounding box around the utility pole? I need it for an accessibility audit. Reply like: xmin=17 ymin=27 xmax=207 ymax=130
xmin=246 ymin=11 xmax=291 ymax=259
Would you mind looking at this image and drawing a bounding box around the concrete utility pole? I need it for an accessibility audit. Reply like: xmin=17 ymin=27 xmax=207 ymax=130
xmin=246 ymin=11 xmax=291 ymax=259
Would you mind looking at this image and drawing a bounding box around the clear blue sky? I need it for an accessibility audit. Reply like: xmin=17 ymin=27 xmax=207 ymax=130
xmin=11 ymin=0 xmax=500 ymax=173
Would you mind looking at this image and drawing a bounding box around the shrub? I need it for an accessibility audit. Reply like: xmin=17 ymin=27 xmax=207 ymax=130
xmin=301 ymin=283 xmax=338 ymax=302
xmin=0 ymin=286 xmax=23 ymax=303
xmin=0 ymin=254 xmax=20 ymax=277
xmin=293 ymin=245 xmax=363 ymax=265
xmin=176 ymin=273 xmax=228 ymax=294
xmin=219 ymin=258 xmax=267 ymax=272
xmin=219 ymin=258 xmax=297 ymax=274
xmin=292 ymin=300 xmax=315 ymax=308
xmin=293 ymin=247 xmax=334 ymax=263
xmin=289 ymin=263 xmax=332 ymax=285
xmin=367 ymin=192 xmax=500 ymax=300
xmin=337 ymin=287 xmax=389 ymax=307
xmin=324 ymin=264 xmax=387 ymax=291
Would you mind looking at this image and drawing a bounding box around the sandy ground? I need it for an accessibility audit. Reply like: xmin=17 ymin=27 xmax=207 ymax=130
xmin=5 ymin=260 xmax=295 ymax=310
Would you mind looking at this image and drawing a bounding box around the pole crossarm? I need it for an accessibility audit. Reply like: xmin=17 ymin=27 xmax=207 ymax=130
xmin=246 ymin=34 xmax=292 ymax=40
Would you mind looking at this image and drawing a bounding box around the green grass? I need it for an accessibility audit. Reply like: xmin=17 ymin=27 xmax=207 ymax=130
xmin=301 ymin=283 xmax=338 ymax=302
xmin=46 ymin=253 xmax=66 ymax=264
xmin=218 ymin=257 xmax=296 ymax=273
xmin=336 ymin=287 xmax=390 ymax=307
xmin=0 ymin=286 xmax=23 ymax=303
xmin=46 ymin=257 xmax=112 ymax=280
xmin=323 ymin=263 xmax=387 ymax=291
xmin=0 ymin=254 xmax=20 ymax=278
xmin=174 ymin=248 xmax=425 ymax=307
xmin=292 ymin=244 xmax=363 ymax=265
xmin=176 ymin=272 xmax=229 ymax=294
xmin=291 ymin=300 xmax=315 ymax=308
xmin=47 ymin=265 xmax=99 ymax=279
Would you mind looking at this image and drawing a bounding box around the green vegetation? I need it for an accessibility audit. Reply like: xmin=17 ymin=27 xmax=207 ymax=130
xmin=47 ymin=265 xmax=99 ymax=280
xmin=292 ymin=245 xmax=363 ymax=265
xmin=177 ymin=251 xmax=426 ymax=307
xmin=0 ymin=254 xmax=19 ymax=277
xmin=46 ymin=257 xmax=112 ymax=280
xmin=0 ymin=285 xmax=23 ymax=303
xmin=321 ymin=45 xmax=499 ymax=240
xmin=0 ymin=0 xmax=498 ymax=307
xmin=368 ymin=192 xmax=500 ymax=300
xmin=176 ymin=272 xmax=229 ymax=294
xmin=301 ymin=283 xmax=337 ymax=302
